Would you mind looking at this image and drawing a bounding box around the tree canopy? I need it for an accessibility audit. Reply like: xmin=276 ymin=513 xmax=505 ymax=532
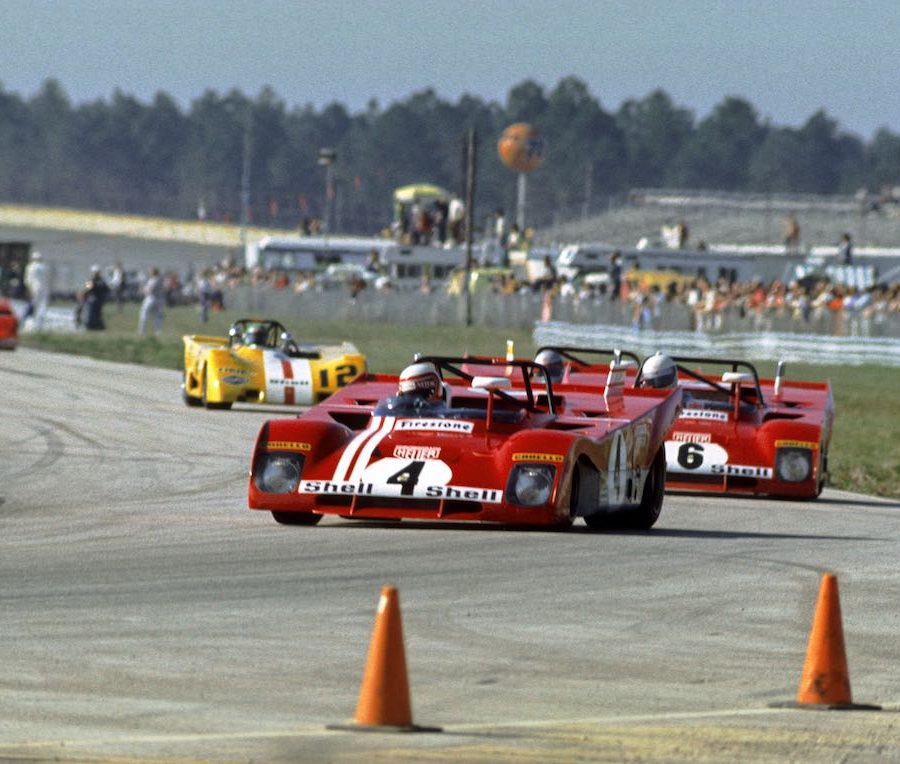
xmin=0 ymin=77 xmax=895 ymax=234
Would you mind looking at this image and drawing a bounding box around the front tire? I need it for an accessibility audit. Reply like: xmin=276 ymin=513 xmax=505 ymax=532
xmin=182 ymin=371 xmax=202 ymax=407
xmin=202 ymin=366 xmax=232 ymax=410
xmin=816 ymin=445 xmax=828 ymax=497
xmin=272 ymin=511 xmax=322 ymax=526
xmin=584 ymin=446 xmax=665 ymax=531
xmin=621 ymin=446 xmax=666 ymax=529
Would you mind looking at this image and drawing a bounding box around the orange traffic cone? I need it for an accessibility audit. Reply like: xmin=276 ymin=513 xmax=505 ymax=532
xmin=795 ymin=573 xmax=879 ymax=710
xmin=330 ymin=586 xmax=441 ymax=732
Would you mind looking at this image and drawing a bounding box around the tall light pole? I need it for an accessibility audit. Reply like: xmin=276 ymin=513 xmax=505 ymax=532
xmin=239 ymin=116 xmax=252 ymax=246
xmin=463 ymin=127 xmax=477 ymax=327
xmin=318 ymin=147 xmax=337 ymax=233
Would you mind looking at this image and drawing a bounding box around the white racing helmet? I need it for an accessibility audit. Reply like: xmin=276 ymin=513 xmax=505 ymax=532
xmin=640 ymin=352 xmax=677 ymax=389
xmin=397 ymin=362 xmax=442 ymax=400
xmin=534 ymin=348 xmax=565 ymax=383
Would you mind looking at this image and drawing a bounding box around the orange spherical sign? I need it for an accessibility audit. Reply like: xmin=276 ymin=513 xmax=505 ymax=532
xmin=498 ymin=123 xmax=544 ymax=173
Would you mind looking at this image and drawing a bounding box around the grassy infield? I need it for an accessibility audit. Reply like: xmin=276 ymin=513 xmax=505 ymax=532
xmin=19 ymin=301 xmax=900 ymax=501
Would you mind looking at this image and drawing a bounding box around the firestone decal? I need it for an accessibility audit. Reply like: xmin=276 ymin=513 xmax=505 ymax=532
xmin=396 ymin=419 xmax=474 ymax=433
xmin=679 ymin=408 xmax=729 ymax=422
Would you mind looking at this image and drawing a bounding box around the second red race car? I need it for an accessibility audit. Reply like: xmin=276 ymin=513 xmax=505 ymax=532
xmin=249 ymin=355 xmax=682 ymax=529
xmin=641 ymin=356 xmax=834 ymax=499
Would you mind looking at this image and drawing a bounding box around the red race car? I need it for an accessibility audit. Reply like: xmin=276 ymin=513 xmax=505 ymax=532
xmin=643 ymin=356 xmax=834 ymax=499
xmin=249 ymin=355 xmax=681 ymax=529
xmin=0 ymin=298 xmax=19 ymax=350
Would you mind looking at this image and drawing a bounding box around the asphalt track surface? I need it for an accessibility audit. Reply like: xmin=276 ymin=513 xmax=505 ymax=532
xmin=2 ymin=349 xmax=899 ymax=763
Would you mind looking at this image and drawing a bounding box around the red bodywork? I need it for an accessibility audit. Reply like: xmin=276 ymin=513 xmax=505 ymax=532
xmin=0 ymin=298 xmax=19 ymax=350
xmin=661 ymin=359 xmax=833 ymax=498
xmin=532 ymin=348 xmax=834 ymax=499
xmin=249 ymin=356 xmax=681 ymax=529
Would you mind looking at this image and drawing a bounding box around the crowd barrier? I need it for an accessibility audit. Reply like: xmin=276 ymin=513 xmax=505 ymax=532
xmin=533 ymin=321 xmax=900 ymax=367
xmin=225 ymin=286 xmax=900 ymax=337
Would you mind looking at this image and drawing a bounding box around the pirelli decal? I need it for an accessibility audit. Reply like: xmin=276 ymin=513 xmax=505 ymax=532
xmin=267 ymin=441 xmax=311 ymax=451
xmin=393 ymin=445 xmax=441 ymax=460
xmin=775 ymin=439 xmax=817 ymax=450
xmin=671 ymin=432 xmax=712 ymax=443
xmin=512 ymin=452 xmax=564 ymax=463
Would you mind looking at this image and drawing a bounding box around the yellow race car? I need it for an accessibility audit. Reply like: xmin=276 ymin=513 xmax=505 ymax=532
xmin=182 ymin=318 xmax=366 ymax=410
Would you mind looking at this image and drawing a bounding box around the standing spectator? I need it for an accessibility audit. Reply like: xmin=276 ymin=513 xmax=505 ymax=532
xmin=432 ymin=198 xmax=449 ymax=245
xmin=609 ymin=250 xmax=623 ymax=301
xmin=81 ymin=265 xmax=110 ymax=330
xmin=507 ymin=223 xmax=521 ymax=251
xmin=783 ymin=213 xmax=801 ymax=253
xmin=24 ymin=250 xmax=51 ymax=330
xmin=447 ymin=194 xmax=465 ymax=245
xmin=494 ymin=208 xmax=509 ymax=266
xmin=494 ymin=208 xmax=508 ymax=247
xmin=197 ymin=269 xmax=214 ymax=323
xmin=535 ymin=254 xmax=557 ymax=292
xmin=838 ymin=232 xmax=853 ymax=265
xmin=364 ymin=249 xmax=382 ymax=276
xmin=138 ymin=267 xmax=166 ymax=336
xmin=677 ymin=219 xmax=689 ymax=249
xmin=109 ymin=260 xmax=127 ymax=312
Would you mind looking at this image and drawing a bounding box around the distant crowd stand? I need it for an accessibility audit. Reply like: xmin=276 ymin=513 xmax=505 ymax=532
xmin=5 ymin=223 xmax=900 ymax=339
xmin=201 ymin=256 xmax=900 ymax=338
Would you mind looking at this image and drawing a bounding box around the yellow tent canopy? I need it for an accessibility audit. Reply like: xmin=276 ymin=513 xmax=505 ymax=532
xmin=393 ymin=183 xmax=450 ymax=205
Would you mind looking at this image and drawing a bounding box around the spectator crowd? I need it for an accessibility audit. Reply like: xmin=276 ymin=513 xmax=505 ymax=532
xmin=5 ymin=247 xmax=900 ymax=339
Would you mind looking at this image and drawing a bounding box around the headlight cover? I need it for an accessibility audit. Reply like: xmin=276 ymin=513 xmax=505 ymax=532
xmin=255 ymin=453 xmax=304 ymax=493
xmin=776 ymin=448 xmax=812 ymax=483
xmin=506 ymin=464 xmax=555 ymax=506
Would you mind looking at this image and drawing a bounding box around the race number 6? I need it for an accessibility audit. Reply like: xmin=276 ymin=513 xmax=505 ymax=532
xmin=677 ymin=442 xmax=705 ymax=470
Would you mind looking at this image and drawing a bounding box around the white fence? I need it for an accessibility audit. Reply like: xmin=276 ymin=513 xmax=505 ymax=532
xmin=533 ymin=321 xmax=900 ymax=367
xmin=209 ymin=286 xmax=900 ymax=337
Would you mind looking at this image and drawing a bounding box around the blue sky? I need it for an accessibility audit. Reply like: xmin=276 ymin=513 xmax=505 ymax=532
xmin=1 ymin=0 xmax=898 ymax=139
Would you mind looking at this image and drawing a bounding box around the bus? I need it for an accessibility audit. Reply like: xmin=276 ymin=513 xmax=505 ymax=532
xmin=245 ymin=234 xmax=484 ymax=286
xmin=245 ymin=235 xmax=391 ymax=272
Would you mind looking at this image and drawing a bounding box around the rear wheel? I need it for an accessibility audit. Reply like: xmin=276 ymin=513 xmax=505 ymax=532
xmin=272 ymin=511 xmax=322 ymax=526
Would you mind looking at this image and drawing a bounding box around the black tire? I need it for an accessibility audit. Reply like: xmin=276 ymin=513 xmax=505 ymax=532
xmin=584 ymin=446 xmax=666 ymax=531
xmin=570 ymin=460 xmax=599 ymax=526
xmin=201 ymin=366 xmax=232 ymax=410
xmin=622 ymin=446 xmax=666 ymax=530
xmin=816 ymin=445 xmax=828 ymax=497
xmin=182 ymin=372 xmax=202 ymax=407
xmin=272 ymin=511 xmax=322 ymax=526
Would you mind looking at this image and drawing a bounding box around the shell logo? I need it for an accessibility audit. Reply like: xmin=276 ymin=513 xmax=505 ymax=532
xmin=497 ymin=123 xmax=545 ymax=173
